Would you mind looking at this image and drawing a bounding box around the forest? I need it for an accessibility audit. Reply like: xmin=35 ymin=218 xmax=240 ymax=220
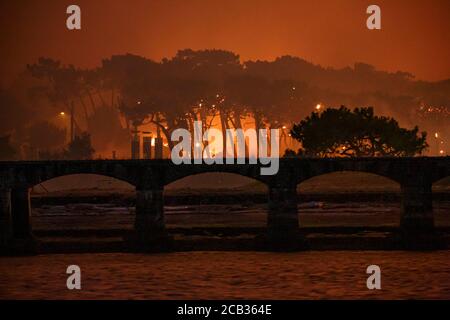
xmin=0 ymin=49 xmax=449 ymax=160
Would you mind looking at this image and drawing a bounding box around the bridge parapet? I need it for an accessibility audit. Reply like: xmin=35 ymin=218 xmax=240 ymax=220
xmin=0 ymin=157 xmax=448 ymax=188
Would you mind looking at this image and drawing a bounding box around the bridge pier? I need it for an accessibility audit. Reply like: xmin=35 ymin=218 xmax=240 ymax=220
xmin=11 ymin=187 xmax=33 ymax=239
xmin=133 ymin=186 xmax=170 ymax=251
xmin=267 ymin=186 xmax=300 ymax=249
xmin=399 ymin=179 xmax=441 ymax=249
xmin=7 ymin=187 xmax=37 ymax=254
xmin=0 ymin=189 xmax=13 ymax=249
xmin=400 ymin=181 xmax=434 ymax=234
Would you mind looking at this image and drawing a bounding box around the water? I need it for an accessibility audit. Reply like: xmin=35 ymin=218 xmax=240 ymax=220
xmin=1 ymin=251 xmax=449 ymax=299
xmin=31 ymin=202 xmax=450 ymax=230
xmin=1 ymin=202 xmax=449 ymax=299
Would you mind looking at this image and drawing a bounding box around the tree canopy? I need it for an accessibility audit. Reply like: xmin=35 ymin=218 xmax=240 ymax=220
xmin=64 ymin=133 xmax=95 ymax=160
xmin=0 ymin=135 xmax=16 ymax=160
xmin=289 ymin=106 xmax=428 ymax=157
xmin=1 ymin=49 xmax=446 ymax=159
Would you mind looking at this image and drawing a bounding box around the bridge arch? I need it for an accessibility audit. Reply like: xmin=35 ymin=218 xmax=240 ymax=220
xmin=31 ymin=173 xmax=135 ymax=193
xmin=297 ymin=170 xmax=400 ymax=193
xmin=165 ymin=172 xmax=267 ymax=191
xmin=28 ymin=168 xmax=137 ymax=188
xmin=432 ymin=176 xmax=450 ymax=191
xmin=0 ymin=161 xmax=139 ymax=189
xmin=293 ymin=164 xmax=403 ymax=186
xmin=164 ymin=172 xmax=268 ymax=228
xmin=296 ymin=171 xmax=401 ymax=227
xmin=162 ymin=165 xmax=270 ymax=187
xmin=14 ymin=174 xmax=135 ymax=243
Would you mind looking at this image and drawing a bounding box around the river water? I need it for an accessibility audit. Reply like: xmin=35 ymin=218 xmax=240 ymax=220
xmin=1 ymin=251 xmax=449 ymax=299
xmin=1 ymin=202 xmax=449 ymax=299
xmin=31 ymin=201 xmax=450 ymax=229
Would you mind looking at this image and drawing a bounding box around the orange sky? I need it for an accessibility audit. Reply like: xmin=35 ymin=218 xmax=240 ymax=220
xmin=1 ymin=0 xmax=450 ymax=85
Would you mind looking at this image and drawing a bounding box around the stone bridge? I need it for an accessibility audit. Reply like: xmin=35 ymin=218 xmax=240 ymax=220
xmin=0 ymin=157 xmax=449 ymax=251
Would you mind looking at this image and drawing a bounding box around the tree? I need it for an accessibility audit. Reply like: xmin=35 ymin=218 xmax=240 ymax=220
xmin=161 ymin=49 xmax=243 ymax=154
xmin=27 ymin=121 xmax=66 ymax=152
xmin=290 ymin=106 xmax=428 ymax=157
xmin=21 ymin=50 xmax=449 ymax=160
xmin=64 ymin=132 xmax=95 ymax=160
xmin=0 ymin=89 xmax=28 ymax=136
xmin=27 ymin=58 xmax=82 ymax=112
xmin=0 ymin=135 xmax=16 ymax=160
xmin=27 ymin=58 xmax=86 ymax=134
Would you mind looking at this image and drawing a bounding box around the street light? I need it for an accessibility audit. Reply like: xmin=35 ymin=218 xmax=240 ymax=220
xmin=59 ymin=102 xmax=75 ymax=143
xmin=58 ymin=111 xmax=69 ymax=143
xmin=434 ymin=132 xmax=441 ymax=155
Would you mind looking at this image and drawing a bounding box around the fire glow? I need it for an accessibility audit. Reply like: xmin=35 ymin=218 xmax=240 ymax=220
xmin=170 ymin=121 xmax=280 ymax=175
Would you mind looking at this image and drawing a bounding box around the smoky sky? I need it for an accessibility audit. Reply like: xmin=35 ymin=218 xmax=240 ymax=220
xmin=1 ymin=0 xmax=450 ymax=86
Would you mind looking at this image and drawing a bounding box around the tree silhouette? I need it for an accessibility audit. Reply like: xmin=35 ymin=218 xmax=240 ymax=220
xmin=289 ymin=106 xmax=428 ymax=157
xmin=64 ymin=132 xmax=95 ymax=160
xmin=0 ymin=135 xmax=16 ymax=160
xmin=162 ymin=49 xmax=243 ymax=155
xmin=27 ymin=121 xmax=66 ymax=153
xmin=27 ymin=58 xmax=85 ymax=133
xmin=20 ymin=50 xmax=447 ymax=159
xmin=0 ymin=89 xmax=28 ymax=135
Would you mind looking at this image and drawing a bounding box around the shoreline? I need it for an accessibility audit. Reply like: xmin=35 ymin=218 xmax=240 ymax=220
xmin=4 ymin=226 xmax=449 ymax=255
xmin=31 ymin=191 xmax=450 ymax=206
